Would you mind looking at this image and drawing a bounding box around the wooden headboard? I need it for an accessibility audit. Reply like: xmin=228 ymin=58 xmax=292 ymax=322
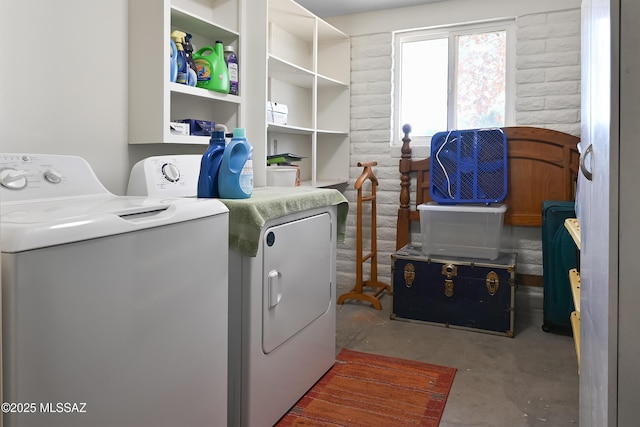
xmin=396 ymin=126 xmax=580 ymax=250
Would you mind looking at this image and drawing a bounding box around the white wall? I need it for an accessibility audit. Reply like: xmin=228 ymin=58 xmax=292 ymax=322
xmin=0 ymin=0 xmax=205 ymax=195
xmin=328 ymin=0 xmax=581 ymax=35
xmin=0 ymin=0 xmax=581 ymax=288
xmin=328 ymin=0 xmax=581 ymax=289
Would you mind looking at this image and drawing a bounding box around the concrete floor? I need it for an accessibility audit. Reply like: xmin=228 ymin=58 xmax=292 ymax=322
xmin=335 ymin=285 xmax=579 ymax=427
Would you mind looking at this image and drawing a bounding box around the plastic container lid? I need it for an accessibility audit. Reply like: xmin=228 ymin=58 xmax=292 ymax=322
xmin=417 ymin=202 xmax=507 ymax=214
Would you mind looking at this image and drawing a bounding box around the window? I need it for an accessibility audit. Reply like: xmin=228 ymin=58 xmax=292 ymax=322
xmin=393 ymin=20 xmax=515 ymax=146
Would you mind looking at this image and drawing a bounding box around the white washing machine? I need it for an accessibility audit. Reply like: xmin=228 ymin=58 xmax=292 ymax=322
xmin=128 ymin=155 xmax=338 ymax=427
xmin=0 ymin=153 xmax=229 ymax=427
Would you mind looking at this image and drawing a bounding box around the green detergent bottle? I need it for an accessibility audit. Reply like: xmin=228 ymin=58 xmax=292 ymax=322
xmin=193 ymin=41 xmax=230 ymax=94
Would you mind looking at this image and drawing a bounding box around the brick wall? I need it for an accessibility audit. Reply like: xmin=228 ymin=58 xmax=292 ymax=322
xmin=336 ymin=8 xmax=581 ymax=290
xmin=516 ymin=9 xmax=581 ymax=136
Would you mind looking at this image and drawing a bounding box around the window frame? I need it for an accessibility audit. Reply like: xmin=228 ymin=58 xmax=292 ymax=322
xmin=392 ymin=19 xmax=516 ymax=148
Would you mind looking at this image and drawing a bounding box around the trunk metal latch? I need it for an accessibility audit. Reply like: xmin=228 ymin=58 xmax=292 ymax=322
xmin=486 ymin=271 xmax=499 ymax=296
xmin=442 ymin=264 xmax=457 ymax=297
xmin=403 ymin=263 xmax=415 ymax=288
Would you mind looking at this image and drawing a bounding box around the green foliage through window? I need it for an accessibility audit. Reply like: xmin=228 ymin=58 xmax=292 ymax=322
xmin=394 ymin=20 xmax=514 ymax=145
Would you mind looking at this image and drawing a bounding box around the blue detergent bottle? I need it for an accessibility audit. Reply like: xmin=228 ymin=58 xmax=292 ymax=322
xmin=197 ymin=131 xmax=226 ymax=198
xmin=170 ymin=30 xmax=188 ymax=84
xmin=169 ymin=39 xmax=178 ymax=82
xmin=218 ymin=128 xmax=253 ymax=199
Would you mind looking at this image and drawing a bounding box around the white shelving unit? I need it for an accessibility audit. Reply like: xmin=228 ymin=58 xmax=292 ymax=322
xmin=128 ymin=0 xmax=244 ymax=145
xmin=265 ymin=0 xmax=350 ymax=187
xmin=128 ymin=0 xmax=348 ymax=187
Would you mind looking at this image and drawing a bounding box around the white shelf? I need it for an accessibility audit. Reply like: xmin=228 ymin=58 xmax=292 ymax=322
xmin=171 ymin=6 xmax=239 ymax=39
xmin=170 ymin=82 xmax=242 ymax=103
xmin=317 ymin=73 xmax=349 ymax=88
xmin=128 ymin=0 xmax=243 ymax=145
xmin=317 ymin=20 xmax=350 ymax=83
xmin=269 ymin=55 xmax=314 ymax=88
xmin=316 ymin=129 xmax=349 ymax=136
xmin=163 ymin=134 xmax=211 ymax=145
xmin=264 ymin=0 xmax=350 ymax=188
xmin=267 ymin=123 xmax=314 ymax=134
xmin=301 ymin=179 xmax=349 ymax=188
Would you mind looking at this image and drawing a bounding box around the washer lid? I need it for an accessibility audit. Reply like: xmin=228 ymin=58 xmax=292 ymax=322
xmin=1 ymin=195 xmax=228 ymax=253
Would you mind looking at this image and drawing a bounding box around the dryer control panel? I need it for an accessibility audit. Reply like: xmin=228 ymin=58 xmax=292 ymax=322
xmin=0 ymin=153 xmax=109 ymax=202
xmin=127 ymin=155 xmax=201 ymax=197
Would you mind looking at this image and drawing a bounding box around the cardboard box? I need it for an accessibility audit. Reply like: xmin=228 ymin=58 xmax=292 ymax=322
xmin=266 ymin=101 xmax=274 ymax=123
xmin=169 ymin=122 xmax=190 ymax=136
xmin=266 ymin=102 xmax=288 ymax=125
xmin=271 ymin=102 xmax=288 ymax=125
xmin=177 ymin=119 xmax=215 ymax=136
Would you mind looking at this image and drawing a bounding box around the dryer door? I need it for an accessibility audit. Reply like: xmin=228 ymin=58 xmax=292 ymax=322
xmin=262 ymin=212 xmax=332 ymax=354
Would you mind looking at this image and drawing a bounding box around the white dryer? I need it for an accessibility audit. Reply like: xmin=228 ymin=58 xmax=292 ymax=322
xmin=128 ymin=155 xmax=342 ymax=427
xmin=0 ymin=154 xmax=229 ymax=427
xmin=227 ymin=205 xmax=336 ymax=427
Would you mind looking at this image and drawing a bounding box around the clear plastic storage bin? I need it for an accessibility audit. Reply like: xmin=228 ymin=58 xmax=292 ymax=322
xmin=266 ymin=166 xmax=299 ymax=187
xmin=418 ymin=202 xmax=507 ymax=260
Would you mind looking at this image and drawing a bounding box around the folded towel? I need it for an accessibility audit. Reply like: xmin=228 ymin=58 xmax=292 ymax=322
xmin=220 ymin=187 xmax=349 ymax=257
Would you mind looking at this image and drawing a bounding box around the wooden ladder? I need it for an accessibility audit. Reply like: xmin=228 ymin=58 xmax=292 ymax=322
xmin=338 ymin=162 xmax=392 ymax=310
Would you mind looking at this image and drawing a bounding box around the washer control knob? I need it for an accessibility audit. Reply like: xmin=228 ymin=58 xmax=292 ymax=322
xmin=43 ymin=169 xmax=63 ymax=184
xmin=162 ymin=163 xmax=180 ymax=182
xmin=0 ymin=168 xmax=28 ymax=190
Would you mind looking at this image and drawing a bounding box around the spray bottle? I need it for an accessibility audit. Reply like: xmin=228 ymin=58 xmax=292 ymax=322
xmin=218 ymin=128 xmax=253 ymax=199
xmin=183 ymin=33 xmax=198 ymax=86
xmin=170 ymin=30 xmax=188 ymax=84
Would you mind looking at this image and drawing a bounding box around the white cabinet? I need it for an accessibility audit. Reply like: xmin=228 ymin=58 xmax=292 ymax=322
xmin=265 ymin=0 xmax=350 ymax=187
xmin=579 ymin=0 xmax=640 ymax=425
xmin=128 ymin=0 xmax=243 ymax=145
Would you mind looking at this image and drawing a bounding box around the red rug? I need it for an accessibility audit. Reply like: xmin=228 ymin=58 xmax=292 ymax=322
xmin=276 ymin=349 xmax=456 ymax=427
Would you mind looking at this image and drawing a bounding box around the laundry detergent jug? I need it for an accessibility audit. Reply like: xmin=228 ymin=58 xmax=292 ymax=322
xmin=218 ymin=128 xmax=253 ymax=199
xmin=193 ymin=41 xmax=230 ymax=93
xmin=197 ymin=131 xmax=226 ymax=198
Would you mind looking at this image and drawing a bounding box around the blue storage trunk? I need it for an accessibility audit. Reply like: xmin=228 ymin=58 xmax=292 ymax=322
xmin=430 ymin=128 xmax=507 ymax=204
xmin=391 ymin=245 xmax=517 ymax=337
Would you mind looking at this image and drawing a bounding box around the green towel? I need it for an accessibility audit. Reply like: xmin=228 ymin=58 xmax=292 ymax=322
xmin=220 ymin=187 xmax=349 ymax=257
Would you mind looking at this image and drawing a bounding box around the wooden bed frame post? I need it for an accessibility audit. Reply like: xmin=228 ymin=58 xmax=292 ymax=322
xmin=338 ymin=162 xmax=392 ymax=310
xmin=396 ymin=124 xmax=413 ymax=250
